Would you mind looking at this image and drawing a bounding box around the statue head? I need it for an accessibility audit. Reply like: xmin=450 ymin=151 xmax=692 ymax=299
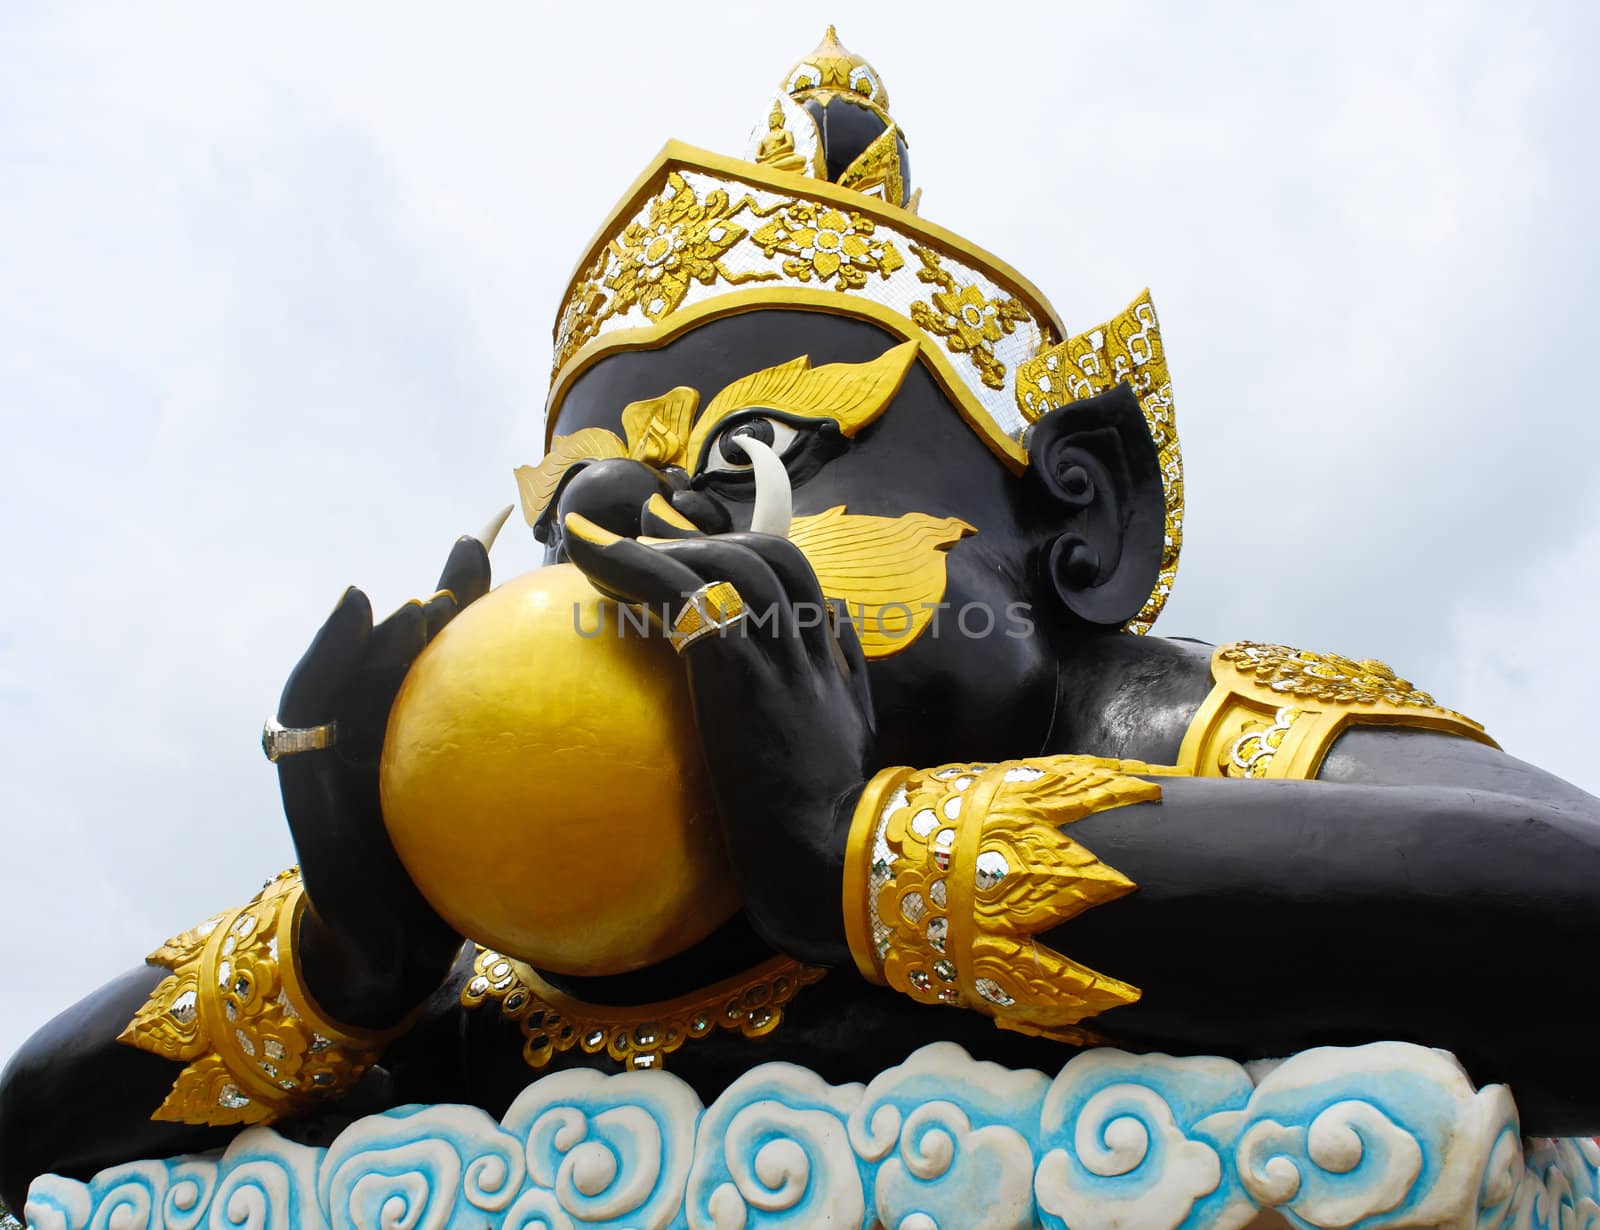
xmin=515 ymin=32 xmax=1180 ymax=762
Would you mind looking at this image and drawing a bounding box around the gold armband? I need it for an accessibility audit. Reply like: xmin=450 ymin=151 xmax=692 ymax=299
xmin=843 ymin=755 xmax=1166 ymax=1044
xmin=1178 ymin=642 xmax=1497 ymax=781
xmin=118 ymin=869 xmax=395 ymax=1126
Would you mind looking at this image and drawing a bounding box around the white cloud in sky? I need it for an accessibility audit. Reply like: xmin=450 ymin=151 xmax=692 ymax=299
xmin=0 ymin=2 xmax=1595 ymax=1069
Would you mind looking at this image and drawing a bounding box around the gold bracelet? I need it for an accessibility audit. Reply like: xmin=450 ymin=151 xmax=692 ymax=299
xmin=1177 ymin=641 xmax=1497 ymax=781
xmin=844 ymin=755 xmax=1165 ymax=1044
xmin=119 ymin=869 xmax=395 ymax=1126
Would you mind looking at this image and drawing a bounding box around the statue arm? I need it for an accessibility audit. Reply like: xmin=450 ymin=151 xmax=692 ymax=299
xmin=841 ymin=750 xmax=1600 ymax=1130
xmin=107 ymin=536 xmax=494 ymax=1128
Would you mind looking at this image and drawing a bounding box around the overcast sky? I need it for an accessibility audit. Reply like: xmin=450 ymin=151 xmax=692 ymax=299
xmin=2 ymin=3 xmax=1597 ymax=1073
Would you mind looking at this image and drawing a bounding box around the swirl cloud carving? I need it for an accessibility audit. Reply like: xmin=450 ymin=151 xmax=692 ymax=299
xmin=24 ymin=1042 xmax=1600 ymax=1230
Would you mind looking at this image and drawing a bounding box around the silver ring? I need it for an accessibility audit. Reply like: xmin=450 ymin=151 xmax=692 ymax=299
xmin=262 ymin=716 xmax=338 ymax=763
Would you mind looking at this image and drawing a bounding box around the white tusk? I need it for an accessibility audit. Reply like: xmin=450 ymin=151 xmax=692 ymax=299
xmin=737 ymin=436 xmax=793 ymax=538
xmin=475 ymin=504 xmax=515 ymax=552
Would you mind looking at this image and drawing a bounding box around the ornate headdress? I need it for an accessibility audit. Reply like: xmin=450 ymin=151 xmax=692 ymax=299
xmin=545 ymin=29 xmax=1183 ymax=632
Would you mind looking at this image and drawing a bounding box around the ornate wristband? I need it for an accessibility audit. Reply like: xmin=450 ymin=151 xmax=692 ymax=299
xmin=843 ymin=755 xmax=1165 ymax=1044
xmin=118 ymin=869 xmax=396 ymax=1126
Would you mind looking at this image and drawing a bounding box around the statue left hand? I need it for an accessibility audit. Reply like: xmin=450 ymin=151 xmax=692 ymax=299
xmin=273 ymin=535 xmax=492 ymax=1025
xmin=562 ymin=513 xmax=873 ymax=966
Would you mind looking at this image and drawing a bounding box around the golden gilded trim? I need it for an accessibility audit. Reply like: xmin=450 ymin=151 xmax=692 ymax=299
xmin=789 ymin=507 xmax=975 ymax=658
xmin=908 ymin=244 xmax=1032 ymax=391
xmin=845 ymin=756 xmax=1170 ymax=1045
xmin=549 ymin=142 xmax=1064 ymax=412
xmin=1178 ymin=642 xmax=1498 ymax=781
xmin=685 ymin=339 xmax=919 ymax=471
xmin=118 ymin=870 xmax=392 ymax=1126
xmin=604 ymin=170 xmax=783 ymax=325
xmin=545 ymin=289 xmax=1030 ymax=473
xmin=514 ymin=427 xmax=630 ymax=529
xmin=783 ymin=26 xmax=892 ymax=119
xmin=1015 ymin=290 xmax=1181 ymax=636
xmin=462 ymin=947 xmax=825 ymax=1072
xmin=836 ymin=125 xmax=907 ymax=207
xmin=524 ymin=342 xmax=925 ymax=528
xmin=621 ymin=386 xmax=701 ymax=470
xmin=750 ymin=199 xmax=906 ymax=289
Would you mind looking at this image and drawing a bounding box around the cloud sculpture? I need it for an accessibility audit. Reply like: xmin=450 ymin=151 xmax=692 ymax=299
xmin=683 ymin=1064 xmax=865 ymax=1230
xmin=318 ymin=1104 xmax=525 ymax=1230
xmin=1035 ymin=1051 xmax=1247 ymax=1230
xmin=504 ymin=1067 xmax=701 ymax=1230
xmin=24 ymin=1042 xmax=1600 ymax=1230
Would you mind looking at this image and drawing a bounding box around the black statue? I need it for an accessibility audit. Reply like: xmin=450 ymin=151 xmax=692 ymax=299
xmin=3 ymin=29 xmax=1596 ymax=1214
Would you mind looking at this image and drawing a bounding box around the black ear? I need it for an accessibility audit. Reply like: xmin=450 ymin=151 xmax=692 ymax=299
xmin=1025 ymin=382 xmax=1165 ymax=627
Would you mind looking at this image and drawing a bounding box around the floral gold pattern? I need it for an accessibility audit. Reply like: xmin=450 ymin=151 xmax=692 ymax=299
xmin=1217 ymin=642 xmax=1448 ymax=708
xmin=1015 ymin=290 xmax=1181 ymax=635
xmin=1225 ymin=705 xmax=1305 ymax=778
xmin=844 ymin=756 xmax=1169 ymax=1044
xmin=118 ymin=870 xmax=392 ymax=1126
xmin=605 ymin=171 xmax=779 ymax=324
xmin=552 ymin=247 xmax=612 ymax=366
xmin=1179 ymin=642 xmax=1498 ymax=781
xmin=751 ymin=200 xmax=905 ymax=289
xmin=546 ymin=145 xmax=1062 ymax=458
xmin=908 ymin=244 xmax=1032 ymax=391
xmin=461 ymin=946 xmax=825 ymax=1072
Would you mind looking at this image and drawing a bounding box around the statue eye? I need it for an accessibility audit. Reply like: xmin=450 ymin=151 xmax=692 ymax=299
xmin=701 ymin=415 xmax=802 ymax=476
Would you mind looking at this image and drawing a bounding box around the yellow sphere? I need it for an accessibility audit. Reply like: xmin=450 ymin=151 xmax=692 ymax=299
xmin=380 ymin=563 xmax=737 ymax=975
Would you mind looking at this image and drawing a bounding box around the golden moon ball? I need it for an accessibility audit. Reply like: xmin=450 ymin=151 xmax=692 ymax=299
xmin=380 ymin=563 xmax=737 ymax=976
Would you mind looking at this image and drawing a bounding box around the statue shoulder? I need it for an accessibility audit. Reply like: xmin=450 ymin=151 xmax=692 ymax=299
xmin=1175 ymin=640 xmax=1496 ymax=781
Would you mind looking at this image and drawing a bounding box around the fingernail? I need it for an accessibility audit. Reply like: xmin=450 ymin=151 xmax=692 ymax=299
xmin=563 ymin=511 xmax=622 ymax=547
xmin=646 ymin=493 xmax=699 ymax=532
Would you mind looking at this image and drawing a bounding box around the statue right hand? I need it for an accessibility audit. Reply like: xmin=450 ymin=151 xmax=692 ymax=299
xmin=270 ymin=535 xmax=492 ymax=1026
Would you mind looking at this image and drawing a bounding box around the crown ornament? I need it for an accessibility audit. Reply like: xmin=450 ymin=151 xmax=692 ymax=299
xmin=782 ymin=24 xmax=891 ymax=117
xmin=545 ymin=30 xmax=1184 ymax=633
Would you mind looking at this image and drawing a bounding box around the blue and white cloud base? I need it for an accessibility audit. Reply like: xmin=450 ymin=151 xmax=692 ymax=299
xmin=23 ymin=1041 xmax=1600 ymax=1230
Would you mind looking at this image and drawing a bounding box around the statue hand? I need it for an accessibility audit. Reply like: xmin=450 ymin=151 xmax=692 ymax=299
xmin=562 ymin=512 xmax=871 ymax=965
xmin=277 ymin=536 xmax=491 ymax=771
xmin=271 ymin=534 xmax=492 ymax=1025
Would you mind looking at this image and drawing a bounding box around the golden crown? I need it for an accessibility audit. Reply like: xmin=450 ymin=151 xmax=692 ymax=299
xmin=545 ymin=30 xmax=1183 ymax=632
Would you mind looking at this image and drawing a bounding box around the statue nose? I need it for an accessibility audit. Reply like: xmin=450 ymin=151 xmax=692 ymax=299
xmin=554 ymin=458 xmax=679 ymax=544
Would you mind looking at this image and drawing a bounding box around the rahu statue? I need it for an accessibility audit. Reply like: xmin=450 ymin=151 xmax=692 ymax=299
xmin=4 ymin=29 xmax=1599 ymax=1217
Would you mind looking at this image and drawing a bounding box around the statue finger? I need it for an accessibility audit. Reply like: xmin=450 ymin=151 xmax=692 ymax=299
xmin=640 ymin=492 xmax=703 ymax=540
xmin=643 ymin=535 xmax=821 ymax=676
xmin=563 ymin=512 xmax=810 ymax=676
xmin=278 ymin=586 xmax=373 ymax=726
xmin=418 ymin=589 xmax=461 ymax=646
xmin=562 ymin=511 xmax=707 ymax=608
xmin=830 ymin=598 xmax=875 ymax=723
xmin=338 ymin=600 xmax=429 ymax=765
xmin=436 ymin=535 xmax=492 ymax=607
xmin=369 ymin=598 xmax=430 ymax=669
xmin=705 ymin=531 xmax=834 ymax=664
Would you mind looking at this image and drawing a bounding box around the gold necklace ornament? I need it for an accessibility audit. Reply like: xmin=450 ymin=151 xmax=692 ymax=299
xmin=461 ymin=947 xmax=826 ymax=1072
